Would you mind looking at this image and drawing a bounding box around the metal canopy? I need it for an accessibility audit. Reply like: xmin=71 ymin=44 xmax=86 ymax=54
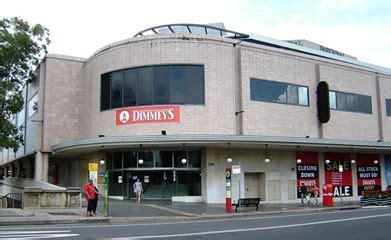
xmin=133 ymin=23 xmax=250 ymax=39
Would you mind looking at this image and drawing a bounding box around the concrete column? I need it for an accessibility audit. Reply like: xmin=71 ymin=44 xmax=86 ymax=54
xmin=34 ymin=151 xmax=49 ymax=182
xmin=9 ymin=164 xmax=14 ymax=177
xmin=42 ymin=153 xmax=49 ymax=182
xmin=15 ymin=161 xmax=21 ymax=178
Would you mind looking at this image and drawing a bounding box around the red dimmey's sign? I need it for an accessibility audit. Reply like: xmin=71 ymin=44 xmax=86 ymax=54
xmin=116 ymin=106 xmax=180 ymax=125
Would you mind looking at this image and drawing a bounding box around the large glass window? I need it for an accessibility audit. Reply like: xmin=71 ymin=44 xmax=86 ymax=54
xmin=101 ymin=73 xmax=111 ymax=111
xmin=250 ymin=78 xmax=309 ymax=106
xmin=386 ymin=99 xmax=391 ymax=116
xmin=330 ymin=91 xmax=372 ymax=114
xmin=111 ymin=72 xmax=123 ymax=109
xmin=123 ymin=152 xmax=137 ymax=168
xmin=100 ymin=65 xmax=204 ymax=111
xmin=138 ymin=67 xmax=153 ymax=106
xmin=28 ymin=94 xmax=38 ymax=118
xmin=156 ymin=151 xmax=173 ymax=167
xmin=123 ymin=69 xmax=137 ymax=107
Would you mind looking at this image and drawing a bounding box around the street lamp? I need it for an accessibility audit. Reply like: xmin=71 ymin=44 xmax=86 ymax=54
xmin=264 ymin=144 xmax=270 ymax=163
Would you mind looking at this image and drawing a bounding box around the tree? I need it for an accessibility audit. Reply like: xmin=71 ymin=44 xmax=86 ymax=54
xmin=0 ymin=17 xmax=50 ymax=151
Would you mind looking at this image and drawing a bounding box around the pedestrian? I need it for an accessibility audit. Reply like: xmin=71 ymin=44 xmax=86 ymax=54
xmin=133 ymin=178 xmax=143 ymax=203
xmin=313 ymin=185 xmax=319 ymax=206
xmin=84 ymin=179 xmax=96 ymax=217
xmin=92 ymin=185 xmax=103 ymax=216
xmin=299 ymin=183 xmax=309 ymax=207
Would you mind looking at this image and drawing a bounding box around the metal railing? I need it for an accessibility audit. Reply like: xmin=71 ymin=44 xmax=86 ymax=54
xmin=0 ymin=193 xmax=23 ymax=208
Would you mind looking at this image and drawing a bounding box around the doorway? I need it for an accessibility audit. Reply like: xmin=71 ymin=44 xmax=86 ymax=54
xmin=128 ymin=171 xmax=174 ymax=199
xmin=244 ymin=172 xmax=265 ymax=199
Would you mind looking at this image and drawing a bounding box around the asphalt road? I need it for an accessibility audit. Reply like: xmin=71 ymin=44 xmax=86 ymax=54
xmin=0 ymin=207 xmax=391 ymax=239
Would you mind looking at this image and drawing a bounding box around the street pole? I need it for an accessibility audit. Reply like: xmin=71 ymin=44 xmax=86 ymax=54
xmin=104 ymin=170 xmax=109 ymax=217
xmin=339 ymin=164 xmax=343 ymax=207
xmin=238 ymin=161 xmax=241 ymax=209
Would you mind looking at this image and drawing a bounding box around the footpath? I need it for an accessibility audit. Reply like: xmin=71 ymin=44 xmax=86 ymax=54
xmin=0 ymin=199 xmax=362 ymax=226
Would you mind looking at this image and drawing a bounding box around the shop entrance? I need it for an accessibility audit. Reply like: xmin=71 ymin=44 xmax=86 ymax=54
xmin=128 ymin=171 xmax=174 ymax=199
xmin=244 ymin=172 xmax=266 ymax=199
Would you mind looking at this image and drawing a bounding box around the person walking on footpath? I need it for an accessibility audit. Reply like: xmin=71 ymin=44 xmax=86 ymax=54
xmin=313 ymin=185 xmax=319 ymax=206
xmin=92 ymin=185 xmax=103 ymax=216
xmin=299 ymin=183 xmax=309 ymax=207
xmin=133 ymin=178 xmax=143 ymax=203
xmin=84 ymin=180 xmax=96 ymax=217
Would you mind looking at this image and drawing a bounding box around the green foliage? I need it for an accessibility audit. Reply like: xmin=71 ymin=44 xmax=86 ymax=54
xmin=0 ymin=17 xmax=50 ymax=151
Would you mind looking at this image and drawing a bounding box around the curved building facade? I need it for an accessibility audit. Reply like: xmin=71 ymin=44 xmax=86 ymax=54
xmin=1 ymin=24 xmax=391 ymax=203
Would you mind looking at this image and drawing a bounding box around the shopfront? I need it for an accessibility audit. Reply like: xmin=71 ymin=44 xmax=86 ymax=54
xmin=106 ymin=149 xmax=202 ymax=199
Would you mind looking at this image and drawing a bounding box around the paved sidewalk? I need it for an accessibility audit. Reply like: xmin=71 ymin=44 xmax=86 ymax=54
xmin=0 ymin=199 xmax=362 ymax=226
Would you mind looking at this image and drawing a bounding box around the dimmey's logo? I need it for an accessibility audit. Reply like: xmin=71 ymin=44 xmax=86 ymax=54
xmin=116 ymin=106 xmax=180 ymax=125
xmin=119 ymin=111 xmax=130 ymax=124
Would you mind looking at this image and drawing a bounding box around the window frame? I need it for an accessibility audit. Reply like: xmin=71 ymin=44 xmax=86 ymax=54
xmin=250 ymin=78 xmax=309 ymax=107
xmin=329 ymin=90 xmax=372 ymax=114
xmin=100 ymin=64 xmax=205 ymax=112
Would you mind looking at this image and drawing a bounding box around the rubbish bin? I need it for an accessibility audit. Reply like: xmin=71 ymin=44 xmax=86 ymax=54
xmin=322 ymin=183 xmax=334 ymax=207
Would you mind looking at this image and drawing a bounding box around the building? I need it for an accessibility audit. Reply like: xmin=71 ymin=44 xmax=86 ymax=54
xmin=1 ymin=23 xmax=391 ymax=203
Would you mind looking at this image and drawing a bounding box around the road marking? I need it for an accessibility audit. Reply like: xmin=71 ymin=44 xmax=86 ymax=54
xmin=123 ymin=213 xmax=391 ymax=239
xmin=0 ymin=207 xmax=386 ymax=231
xmin=362 ymin=206 xmax=389 ymax=209
xmin=0 ymin=230 xmax=79 ymax=239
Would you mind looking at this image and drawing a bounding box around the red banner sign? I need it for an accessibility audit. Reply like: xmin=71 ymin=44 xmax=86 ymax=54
xmin=324 ymin=153 xmax=353 ymax=197
xmin=116 ymin=106 xmax=180 ymax=125
xmin=357 ymin=154 xmax=381 ymax=195
xmin=296 ymin=152 xmax=319 ymax=198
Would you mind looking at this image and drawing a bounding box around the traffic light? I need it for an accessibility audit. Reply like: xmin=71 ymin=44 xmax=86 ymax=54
xmin=317 ymin=81 xmax=330 ymax=123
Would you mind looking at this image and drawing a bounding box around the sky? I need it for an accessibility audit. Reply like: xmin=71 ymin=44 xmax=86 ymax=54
xmin=1 ymin=0 xmax=390 ymax=68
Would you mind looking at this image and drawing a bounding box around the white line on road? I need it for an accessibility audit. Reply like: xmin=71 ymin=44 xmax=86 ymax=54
xmin=123 ymin=213 xmax=391 ymax=239
xmin=0 ymin=231 xmax=71 ymax=234
xmin=0 ymin=207 xmax=387 ymax=231
xmin=0 ymin=230 xmax=79 ymax=239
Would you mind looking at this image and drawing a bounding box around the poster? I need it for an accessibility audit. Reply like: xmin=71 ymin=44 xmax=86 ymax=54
xmin=357 ymin=154 xmax=381 ymax=195
xmin=324 ymin=153 xmax=352 ymax=197
xmin=296 ymin=152 xmax=319 ymax=197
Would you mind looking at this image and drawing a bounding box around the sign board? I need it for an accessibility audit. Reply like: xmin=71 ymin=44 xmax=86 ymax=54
xmin=324 ymin=153 xmax=353 ymax=197
xmin=357 ymin=154 xmax=381 ymax=195
xmin=232 ymin=165 xmax=241 ymax=175
xmin=296 ymin=152 xmax=319 ymax=198
xmin=116 ymin=106 xmax=180 ymax=125
xmin=89 ymin=163 xmax=98 ymax=171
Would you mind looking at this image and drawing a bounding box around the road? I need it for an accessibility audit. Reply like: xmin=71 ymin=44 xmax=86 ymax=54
xmin=0 ymin=207 xmax=390 ymax=239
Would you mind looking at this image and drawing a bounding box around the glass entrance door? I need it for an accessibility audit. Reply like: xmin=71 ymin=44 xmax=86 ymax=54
xmin=128 ymin=171 xmax=173 ymax=199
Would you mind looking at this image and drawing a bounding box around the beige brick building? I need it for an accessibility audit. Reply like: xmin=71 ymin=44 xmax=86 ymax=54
xmin=1 ymin=24 xmax=391 ymax=204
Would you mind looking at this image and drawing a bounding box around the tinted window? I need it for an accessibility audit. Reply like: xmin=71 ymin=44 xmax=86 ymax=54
xmin=331 ymin=90 xmax=372 ymax=114
xmin=386 ymin=99 xmax=391 ymax=116
xmin=100 ymin=65 xmax=204 ymax=110
xmin=123 ymin=69 xmax=137 ymax=107
xmin=138 ymin=67 xmax=153 ymax=106
xmin=153 ymin=66 xmax=169 ymax=104
xmin=156 ymin=151 xmax=173 ymax=167
xmin=187 ymin=66 xmax=204 ymax=104
xmin=124 ymin=151 xmax=137 ymax=168
xmin=170 ymin=66 xmax=187 ymax=104
xmin=113 ymin=152 xmax=123 ymax=169
xmin=250 ymin=78 xmax=308 ymax=106
xmin=111 ymin=72 xmax=123 ymax=109
xmin=101 ymin=73 xmax=111 ymax=110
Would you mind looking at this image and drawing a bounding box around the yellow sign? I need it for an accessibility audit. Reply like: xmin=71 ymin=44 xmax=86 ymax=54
xmin=89 ymin=163 xmax=98 ymax=171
